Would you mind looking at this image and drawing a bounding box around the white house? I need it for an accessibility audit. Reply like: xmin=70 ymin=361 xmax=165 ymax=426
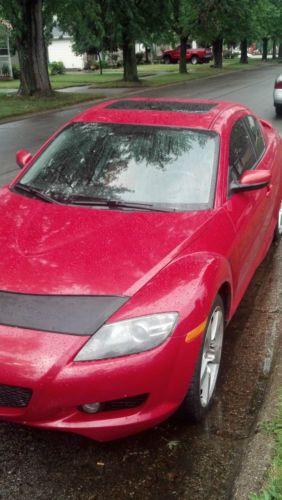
xmin=0 ymin=19 xmax=13 ymax=77
xmin=48 ymin=26 xmax=86 ymax=70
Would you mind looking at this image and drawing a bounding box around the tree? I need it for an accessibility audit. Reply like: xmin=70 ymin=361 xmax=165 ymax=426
xmin=58 ymin=0 xmax=171 ymax=82
xmin=186 ymin=0 xmax=259 ymax=68
xmin=56 ymin=0 xmax=105 ymax=73
xmin=255 ymin=0 xmax=281 ymax=62
xmin=102 ymin=0 xmax=173 ymax=81
xmin=169 ymin=0 xmax=199 ymax=74
xmin=0 ymin=0 xmax=53 ymax=96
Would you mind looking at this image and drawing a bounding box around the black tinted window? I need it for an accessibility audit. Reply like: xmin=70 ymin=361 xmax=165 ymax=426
xmin=245 ymin=115 xmax=265 ymax=159
xmin=229 ymin=119 xmax=257 ymax=179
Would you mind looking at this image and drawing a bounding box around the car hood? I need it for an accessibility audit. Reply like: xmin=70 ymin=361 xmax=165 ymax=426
xmin=0 ymin=188 xmax=213 ymax=296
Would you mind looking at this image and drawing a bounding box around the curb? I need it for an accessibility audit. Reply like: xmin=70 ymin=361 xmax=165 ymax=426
xmin=232 ymin=305 xmax=282 ymax=498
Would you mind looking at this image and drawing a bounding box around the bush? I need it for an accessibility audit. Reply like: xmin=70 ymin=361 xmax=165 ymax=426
xmin=223 ymin=50 xmax=240 ymax=59
xmin=49 ymin=61 xmax=66 ymax=75
xmin=84 ymin=59 xmax=98 ymax=70
xmin=1 ymin=63 xmax=10 ymax=77
xmin=12 ymin=64 xmax=20 ymax=79
xmin=136 ymin=52 xmax=144 ymax=64
xmin=84 ymin=59 xmax=109 ymax=71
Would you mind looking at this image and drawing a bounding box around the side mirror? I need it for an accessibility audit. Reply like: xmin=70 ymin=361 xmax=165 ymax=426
xmin=231 ymin=169 xmax=271 ymax=193
xmin=16 ymin=149 xmax=32 ymax=169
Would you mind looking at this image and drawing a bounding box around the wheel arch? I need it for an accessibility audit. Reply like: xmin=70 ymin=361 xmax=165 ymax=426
xmin=217 ymin=281 xmax=232 ymax=323
xmin=110 ymin=251 xmax=234 ymax=332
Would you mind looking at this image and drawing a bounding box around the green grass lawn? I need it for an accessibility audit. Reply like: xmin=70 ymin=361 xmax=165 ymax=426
xmin=250 ymin=394 xmax=282 ymax=500
xmin=0 ymin=92 xmax=104 ymax=120
xmin=87 ymin=59 xmax=266 ymax=88
xmin=0 ymin=72 xmax=123 ymax=90
xmin=0 ymin=58 xmax=269 ymax=91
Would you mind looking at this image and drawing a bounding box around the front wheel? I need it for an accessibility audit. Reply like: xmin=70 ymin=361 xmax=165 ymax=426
xmin=164 ymin=56 xmax=171 ymax=65
xmin=190 ymin=55 xmax=199 ymax=65
xmin=177 ymin=295 xmax=224 ymax=421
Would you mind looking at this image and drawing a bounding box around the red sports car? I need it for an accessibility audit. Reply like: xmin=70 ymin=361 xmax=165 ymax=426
xmin=0 ymin=98 xmax=281 ymax=441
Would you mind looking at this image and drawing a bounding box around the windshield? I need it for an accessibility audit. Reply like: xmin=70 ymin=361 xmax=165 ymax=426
xmin=17 ymin=123 xmax=219 ymax=211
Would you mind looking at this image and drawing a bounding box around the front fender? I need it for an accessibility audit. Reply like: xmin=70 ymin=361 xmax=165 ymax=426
xmin=109 ymin=251 xmax=233 ymax=336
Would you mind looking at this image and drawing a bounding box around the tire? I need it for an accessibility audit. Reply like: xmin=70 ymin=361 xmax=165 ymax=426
xmin=164 ymin=56 xmax=171 ymax=65
xmin=275 ymin=105 xmax=282 ymax=117
xmin=177 ymin=295 xmax=224 ymax=421
xmin=190 ymin=55 xmax=199 ymax=65
xmin=273 ymin=202 xmax=282 ymax=242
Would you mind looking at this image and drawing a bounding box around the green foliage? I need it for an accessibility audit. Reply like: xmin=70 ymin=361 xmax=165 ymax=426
xmin=136 ymin=52 xmax=144 ymax=64
xmin=12 ymin=64 xmax=20 ymax=79
xmin=84 ymin=59 xmax=109 ymax=70
xmin=49 ymin=61 xmax=66 ymax=75
xmin=223 ymin=50 xmax=239 ymax=59
xmin=0 ymin=63 xmax=10 ymax=76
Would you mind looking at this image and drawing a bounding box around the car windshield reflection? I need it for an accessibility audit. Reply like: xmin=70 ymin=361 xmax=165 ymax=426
xmin=17 ymin=123 xmax=219 ymax=211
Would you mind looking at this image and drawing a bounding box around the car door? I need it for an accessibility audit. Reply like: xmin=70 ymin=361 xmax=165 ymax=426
xmin=225 ymin=116 xmax=271 ymax=300
xmin=244 ymin=115 xmax=278 ymax=240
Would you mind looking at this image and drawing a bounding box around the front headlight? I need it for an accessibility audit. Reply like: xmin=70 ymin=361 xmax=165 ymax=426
xmin=74 ymin=313 xmax=178 ymax=361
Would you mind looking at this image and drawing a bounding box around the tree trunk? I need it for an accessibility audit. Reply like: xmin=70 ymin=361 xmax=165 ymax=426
xmin=97 ymin=52 xmax=103 ymax=75
xmin=240 ymin=39 xmax=248 ymax=64
xmin=145 ymin=46 xmax=150 ymax=64
xmin=279 ymin=42 xmax=282 ymax=62
xmin=272 ymin=38 xmax=277 ymax=59
xmin=122 ymin=33 xmax=139 ymax=82
xmin=262 ymin=37 xmax=268 ymax=62
xmin=17 ymin=0 xmax=53 ymax=96
xmin=179 ymin=35 xmax=188 ymax=74
xmin=212 ymin=38 xmax=223 ymax=68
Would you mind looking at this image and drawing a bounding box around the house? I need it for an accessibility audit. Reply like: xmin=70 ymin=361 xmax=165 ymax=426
xmin=0 ymin=19 xmax=13 ymax=77
xmin=48 ymin=26 xmax=86 ymax=70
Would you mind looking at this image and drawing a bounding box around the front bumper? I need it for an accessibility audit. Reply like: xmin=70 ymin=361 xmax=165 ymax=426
xmin=0 ymin=324 xmax=201 ymax=441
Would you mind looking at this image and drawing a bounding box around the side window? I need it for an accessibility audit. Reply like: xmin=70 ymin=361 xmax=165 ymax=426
xmin=229 ymin=118 xmax=257 ymax=182
xmin=245 ymin=115 xmax=265 ymax=159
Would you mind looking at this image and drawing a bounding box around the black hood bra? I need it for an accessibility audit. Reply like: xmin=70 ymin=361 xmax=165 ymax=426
xmin=0 ymin=291 xmax=128 ymax=335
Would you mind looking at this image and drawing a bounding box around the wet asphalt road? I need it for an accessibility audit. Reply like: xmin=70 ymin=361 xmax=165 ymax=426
xmin=0 ymin=64 xmax=282 ymax=500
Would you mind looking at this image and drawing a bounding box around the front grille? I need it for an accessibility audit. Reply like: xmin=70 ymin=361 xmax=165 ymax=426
xmin=0 ymin=384 xmax=32 ymax=408
xmin=102 ymin=394 xmax=148 ymax=411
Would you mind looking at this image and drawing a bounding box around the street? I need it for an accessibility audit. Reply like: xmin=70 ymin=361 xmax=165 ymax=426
xmin=0 ymin=64 xmax=281 ymax=500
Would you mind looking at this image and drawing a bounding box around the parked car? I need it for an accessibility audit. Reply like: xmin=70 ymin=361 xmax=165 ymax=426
xmin=162 ymin=46 xmax=213 ymax=64
xmin=0 ymin=98 xmax=281 ymax=442
xmin=274 ymin=74 xmax=282 ymax=115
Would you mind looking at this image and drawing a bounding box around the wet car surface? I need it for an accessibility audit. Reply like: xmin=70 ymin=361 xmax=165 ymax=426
xmin=2 ymin=97 xmax=281 ymax=442
xmin=0 ymin=241 xmax=281 ymax=500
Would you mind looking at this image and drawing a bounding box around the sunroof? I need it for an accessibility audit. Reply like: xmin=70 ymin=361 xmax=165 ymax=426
xmin=106 ymin=100 xmax=216 ymax=113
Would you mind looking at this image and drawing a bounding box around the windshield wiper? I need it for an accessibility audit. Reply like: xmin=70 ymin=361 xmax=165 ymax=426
xmin=64 ymin=196 xmax=170 ymax=212
xmin=13 ymin=183 xmax=62 ymax=205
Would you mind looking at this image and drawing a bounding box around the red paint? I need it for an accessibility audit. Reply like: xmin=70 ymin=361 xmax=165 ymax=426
xmin=0 ymin=98 xmax=281 ymax=441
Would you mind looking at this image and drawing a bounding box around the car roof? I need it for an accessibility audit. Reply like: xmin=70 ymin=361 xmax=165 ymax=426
xmin=71 ymin=97 xmax=247 ymax=131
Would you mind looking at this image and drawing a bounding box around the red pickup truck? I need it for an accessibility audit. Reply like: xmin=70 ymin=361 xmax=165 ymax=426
xmin=162 ymin=46 xmax=213 ymax=65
